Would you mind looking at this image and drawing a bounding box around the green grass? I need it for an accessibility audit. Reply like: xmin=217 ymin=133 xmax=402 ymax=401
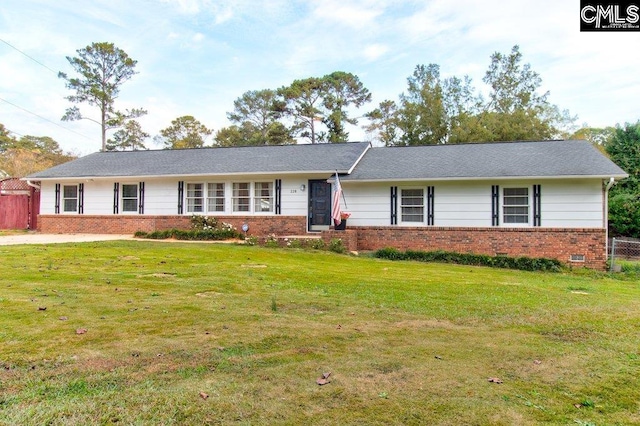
xmin=1 ymin=241 xmax=639 ymax=425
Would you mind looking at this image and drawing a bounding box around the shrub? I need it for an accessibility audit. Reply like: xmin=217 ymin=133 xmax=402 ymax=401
xmin=264 ymin=234 xmax=279 ymax=248
xmin=134 ymin=227 xmax=242 ymax=241
xmin=190 ymin=215 xmax=218 ymax=231
xmin=310 ymin=239 xmax=326 ymax=250
xmin=328 ymin=238 xmax=347 ymax=254
xmin=374 ymin=248 xmax=562 ymax=272
xmin=287 ymin=238 xmax=304 ymax=249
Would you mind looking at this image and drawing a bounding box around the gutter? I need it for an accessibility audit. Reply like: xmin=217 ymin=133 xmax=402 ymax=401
xmin=26 ymin=180 xmax=41 ymax=190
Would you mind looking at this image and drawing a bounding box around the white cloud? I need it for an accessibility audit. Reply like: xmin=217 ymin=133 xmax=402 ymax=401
xmin=362 ymin=44 xmax=389 ymax=61
xmin=311 ymin=0 xmax=383 ymax=29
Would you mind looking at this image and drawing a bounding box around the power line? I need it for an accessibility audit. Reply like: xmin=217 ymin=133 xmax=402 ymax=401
xmin=0 ymin=38 xmax=58 ymax=75
xmin=0 ymin=97 xmax=93 ymax=140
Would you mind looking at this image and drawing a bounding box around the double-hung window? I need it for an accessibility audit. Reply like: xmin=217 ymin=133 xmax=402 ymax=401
xmin=254 ymin=182 xmax=274 ymax=213
xmin=401 ymin=188 xmax=424 ymax=223
xmin=121 ymin=184 xmax=138 ymax=212
xmin=232 ymin=183 xmax=250 ymax=212
xmin=186 ymin=183 xmax=204 ymax=213
xmin=63 ymin=185 xmax=78 ymax=212
xmin=207 ymin=183 xmax=225 ymax=212
xmin=503 ymin=188 xmax=529 ymax=224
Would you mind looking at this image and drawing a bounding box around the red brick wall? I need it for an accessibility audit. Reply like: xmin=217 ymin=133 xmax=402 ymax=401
xmin=352 ymin=226 xmax=607 ymax=270
xmin=38 ymin=215 xmax=307 ymax=236
xmin=37 ymin=215 xmax=607 ymax=269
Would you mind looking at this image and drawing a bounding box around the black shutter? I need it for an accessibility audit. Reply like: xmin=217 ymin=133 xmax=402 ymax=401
xmin=78 ymin=183 xmax=84 ymax=214
xmin=178 ymin=181 xmax=184 ymax=214
xmin=139 ymin=182 xmax=145 ymax=214
xmin=113 ymin=183 xmax=120 ymax=214
xmin=54 ymin=183 xmax=61 ymax=214
xmin=427 ymin=186 xmax=435 ymax=226
xmin=533 ymin=184 xmax=541 ymax=227
xmin=275 ymin=179 xmax=282 ymax=215
xmin=491 ymin=185 xmax=500 ymax=226
xmin=390 ymin=186 xmax=398 ymax=225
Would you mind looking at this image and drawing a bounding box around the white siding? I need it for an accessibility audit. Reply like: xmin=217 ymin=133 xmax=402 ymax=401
xmin=540 ymin=180 xmax=604 ymax=227
xmin=39 ymin=181 xmax=57 ymax=215
xmin=38 ymin=176 xmax=606 ymax=229
xmin=342 ymin=179 xmax=605 ymax=229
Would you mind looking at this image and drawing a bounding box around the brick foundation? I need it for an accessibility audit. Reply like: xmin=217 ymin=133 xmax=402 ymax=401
xmin=38 ymin=215 xmax=308 ymax=236
xmin=37 ymin=215 xmax=607 ymax=269
xmin=351 ymin=226 xmax=607 ymax=270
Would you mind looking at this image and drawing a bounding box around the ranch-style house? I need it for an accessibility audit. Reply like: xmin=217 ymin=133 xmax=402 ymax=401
xmin=25 ymin=140 xmax=627 ymax=269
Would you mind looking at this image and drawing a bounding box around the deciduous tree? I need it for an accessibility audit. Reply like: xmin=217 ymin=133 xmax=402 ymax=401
xmin=606 ymin=121 xmax=640 ymax=237
xmin=0 ymin=134 xmax=75 ymax=177
xmin=364 ymin=46 xmax=575 ymax=145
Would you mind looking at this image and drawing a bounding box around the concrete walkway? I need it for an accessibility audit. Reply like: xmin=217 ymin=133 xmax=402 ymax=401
xmin=0 ymin=233 xmax=135 ymax=246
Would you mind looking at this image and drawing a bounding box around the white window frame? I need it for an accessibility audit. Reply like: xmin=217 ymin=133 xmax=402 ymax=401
xmin=62 ymin=185 xmax=78 ymax=213
xmin=400 ymin=188 xmax=425 ymax=224
xmin=503 ymin=187 xmax=530 ymax=225
xmin=121 ymin=183 xmax=139 ymax=213
xmin=186 ymin=183 xmax=205 ymax=213
xmin=207 ymin=183 xmax=225 ymax=213
xmin=232 ymin=182 xmax=251 ymax=213
xmin=254 ymin=182 xmax=274 ymax=213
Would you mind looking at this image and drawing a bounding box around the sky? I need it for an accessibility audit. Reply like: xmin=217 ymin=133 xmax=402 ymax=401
xmin=1 ymin=0 xmax=639 ymax=156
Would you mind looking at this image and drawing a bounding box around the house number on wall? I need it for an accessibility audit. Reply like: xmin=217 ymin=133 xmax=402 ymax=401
xmin=290 ymin=189 xmax=297 ymax=193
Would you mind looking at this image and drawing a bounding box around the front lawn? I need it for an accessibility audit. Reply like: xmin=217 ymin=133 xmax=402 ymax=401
xmin=0 ymin=241 xmax=638 ymax=425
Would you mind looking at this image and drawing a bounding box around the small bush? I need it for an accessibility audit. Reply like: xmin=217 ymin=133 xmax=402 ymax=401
xmin=190 ymin=215 xmax=218 ymax=230
xmin=328 ymin=238 xmax=347 ymax=254
xmin=374 ymin=248 xmax=562 ymax=272
xmin=287 ymin=239 xmax=304 ymax=249
xmin=310 ymin=239 xmax=326 ymax=250
xmin=264 ymin=234 xmax=279 ymax=248
xmin=245 ymin=236 xmax=258 ymax=246
xmin=134 ymin=227 xmax=242 ymax=241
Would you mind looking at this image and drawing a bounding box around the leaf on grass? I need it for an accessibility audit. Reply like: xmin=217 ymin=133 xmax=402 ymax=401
xmin=317 ymin=372 xmax=331 ymax=385
xmin=59 ymin=316 xmax=68 ymax=321
xmin=38 ymin=306 xmax=47 ymax=311
xmin=488 ymin=377 xmax=503 ymax=384
xmin=76 ymin=328 xmax=87 ymax=335
xmin=533 ymin=360 xmax=542 ymax=365
xmin=199 ymin=392 xmax=209 ymax=400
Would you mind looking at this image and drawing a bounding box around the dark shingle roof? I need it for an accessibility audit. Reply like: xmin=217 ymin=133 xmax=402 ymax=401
xmin=26 ymin=142 xmax=371 ymax=179
xmin=26 ymin=140 xmax=627 ymax=182
xmin=342 ymin=140 xmax=627 ymax=181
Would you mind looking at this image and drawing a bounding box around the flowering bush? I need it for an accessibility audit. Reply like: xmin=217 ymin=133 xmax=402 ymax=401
xmin=340 ymin=212 xmax=351 ymax=219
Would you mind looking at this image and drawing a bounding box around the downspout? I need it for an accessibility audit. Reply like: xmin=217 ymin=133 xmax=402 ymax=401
xmin=604 ymin=177 xmax=616 ymax=256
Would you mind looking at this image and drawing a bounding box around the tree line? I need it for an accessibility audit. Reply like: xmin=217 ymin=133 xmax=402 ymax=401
xmin=0 ymin=124 xmax=76 ymax=178
xmin=56 ymin=42 xmax=578 ymax=151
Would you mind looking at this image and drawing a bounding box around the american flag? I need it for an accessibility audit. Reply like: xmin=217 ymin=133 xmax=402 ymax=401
xmin=331 ymin=172 xmax=343 ymax=226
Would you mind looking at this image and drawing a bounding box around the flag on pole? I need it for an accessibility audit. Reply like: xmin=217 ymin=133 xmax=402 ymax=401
xmin=331 ymin=172 xmax=343 ymax=226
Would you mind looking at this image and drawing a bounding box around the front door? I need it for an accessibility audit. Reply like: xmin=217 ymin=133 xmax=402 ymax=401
xmin=308 ymin=179 xmax=331 ymax=231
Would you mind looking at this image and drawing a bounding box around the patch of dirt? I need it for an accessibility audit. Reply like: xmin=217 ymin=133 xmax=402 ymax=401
xmin=241 ymin=264 xmax=268 ymax=268
xmin=119 ymin=256 xmax=140 ymax=261
xmin=137 ymin=273 xmax=176 ymax=278
xmin=195 ymin=291 xmax=224 ymax=298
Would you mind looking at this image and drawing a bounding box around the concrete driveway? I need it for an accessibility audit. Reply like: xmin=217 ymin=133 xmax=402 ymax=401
xmin=0 ymin=233 xmax=135 ymax=246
